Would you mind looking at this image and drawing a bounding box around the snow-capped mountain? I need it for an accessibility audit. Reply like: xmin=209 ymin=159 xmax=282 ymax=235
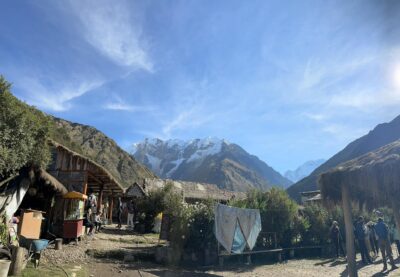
xmin=284 ymin=159 xmax=326 ymax=183
xmin=132 ymin=138 xmax=292 ymax=192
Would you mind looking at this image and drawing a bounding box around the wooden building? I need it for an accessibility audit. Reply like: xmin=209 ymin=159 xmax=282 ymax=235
xmin=47 ymin=141 xmax=125 ymax=222
xmin=127 ymin=178 xmax=246 ymax=202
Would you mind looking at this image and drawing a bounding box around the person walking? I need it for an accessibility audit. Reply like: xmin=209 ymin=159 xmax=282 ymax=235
xmin=355 ymin=216 xmax=372 ymax=265
xmin=330 ymin=221 xmax=345 ymax=258
xmin=375 ymin=217 xmax=398 ymax=271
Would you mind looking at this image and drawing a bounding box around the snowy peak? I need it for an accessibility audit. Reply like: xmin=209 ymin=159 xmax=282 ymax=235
xmin=132 ymin=137 xmax=292 ymax=192
xmin=284 ymin=159 xmax=326 ymax=183
xmin=133 ymin=138 xmax=229 ymax=178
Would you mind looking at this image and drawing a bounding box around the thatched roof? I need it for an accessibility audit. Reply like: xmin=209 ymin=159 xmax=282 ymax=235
xmin=38 ymin=169 xmax=68 ymax=195
xmin=319 ymin=139 xmax=400 ymax=207
xmin=49 ymin=140 xmax=125 ymax=194
xmin=139 ymin=178 xmax=246 ymax=201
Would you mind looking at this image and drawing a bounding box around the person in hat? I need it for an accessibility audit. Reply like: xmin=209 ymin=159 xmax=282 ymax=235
xmin=330 ymin=221 xmax=345 ymax=258
xmin=375 ymin=217 xmax=398 ymax=271
xmin=354 ymin=216 xmax=372 ymax=265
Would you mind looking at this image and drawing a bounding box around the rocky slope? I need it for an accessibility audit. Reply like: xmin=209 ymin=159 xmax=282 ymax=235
xmin=284 ymin=159 xmax=325 ymax=183
xmin=132 ymin=138 xmax=292 ymax=192
xmin=287 ymin=115 xmax=400 ymax=201
xmin=51 ymin=118 xmax=156 ymax=188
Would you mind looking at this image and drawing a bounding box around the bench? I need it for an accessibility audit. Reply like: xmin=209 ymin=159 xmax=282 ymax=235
xmin=283 ymin=245 xmax=323 ymax=258
xmin=217 ymin=232 xmax=283 ymax=266
xmin=218 ymin=248 xmax=284 ymax=266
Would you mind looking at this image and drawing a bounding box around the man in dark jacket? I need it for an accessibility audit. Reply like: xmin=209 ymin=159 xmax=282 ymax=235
xmin=330 ymin=221 xmax=345 ymax=258
xmin=355 ymin=216 xmax=372 ymax=264
xmin=375 ymin=218 xmax=398 ymax=271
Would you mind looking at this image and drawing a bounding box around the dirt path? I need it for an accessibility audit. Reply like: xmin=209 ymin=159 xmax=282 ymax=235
xmin=37 ymin=225 xmax=400 ymax=277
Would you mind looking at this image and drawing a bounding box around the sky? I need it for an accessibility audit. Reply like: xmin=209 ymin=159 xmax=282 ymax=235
xmin=1 ymin=0 xmax=400 ymax=174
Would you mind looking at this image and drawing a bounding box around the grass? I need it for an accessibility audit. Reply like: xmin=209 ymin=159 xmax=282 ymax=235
xmin=20 ymin=263 xmax=87 ymax=277
xmin=99 ymin=233 xmax=160 ymax=244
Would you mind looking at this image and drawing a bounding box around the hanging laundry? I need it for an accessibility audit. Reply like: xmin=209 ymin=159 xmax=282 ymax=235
xmin=214 ymin=204 xmax=262 ymax=254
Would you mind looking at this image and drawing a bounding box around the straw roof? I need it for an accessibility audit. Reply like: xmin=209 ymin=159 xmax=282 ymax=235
xmin=139 ymin=178 xmax=246 ymax=201
xmin=319 ymin=139 xmax=400 ymax=207
xmin=38 ymin=169 xmax=68 ymax=195
xmin=49 ymin=140 xmax=125 ymax=194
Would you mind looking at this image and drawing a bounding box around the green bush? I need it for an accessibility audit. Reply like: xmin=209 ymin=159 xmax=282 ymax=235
xmin=0 ymin=76 xmax=52 ymax=180
xmin=301 ymin=204 xmax=330 ymax=245
xmin=230 ymin=188 xmax=298 ymax=246
xmin=184 ymin=199 xmax=216 ymax=252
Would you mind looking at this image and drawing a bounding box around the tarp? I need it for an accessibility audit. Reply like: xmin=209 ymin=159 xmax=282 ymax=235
xmin=214 ymin=204 xmax=261 ymax=254
xmin=0 ymin=177 xmax=30 ymax=220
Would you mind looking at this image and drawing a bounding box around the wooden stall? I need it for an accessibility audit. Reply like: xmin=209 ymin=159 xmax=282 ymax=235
xmin=63 ymin=191 xmax=87 ymax=240
xmin=47 ymin=141 xmax=125 ymax=225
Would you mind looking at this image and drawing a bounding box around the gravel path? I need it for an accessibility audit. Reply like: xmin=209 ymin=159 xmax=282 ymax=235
xmin=38 ymin=225 xmax=400 ymax=276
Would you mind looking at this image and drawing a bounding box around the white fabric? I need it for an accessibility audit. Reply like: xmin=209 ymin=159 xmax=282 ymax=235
xmin=2 ymin=178 xmax=30 ymax=220
xmin=214 ymin=204 xmax=262 ymax=253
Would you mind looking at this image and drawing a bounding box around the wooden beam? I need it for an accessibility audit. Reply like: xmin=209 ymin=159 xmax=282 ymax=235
xmin=108 ymin=194 xmax=114 ymax=225
xmin=342 ymin=184 xmax=357 ymax=277
xmin=87 ymin=172 xmax=104 ymax=184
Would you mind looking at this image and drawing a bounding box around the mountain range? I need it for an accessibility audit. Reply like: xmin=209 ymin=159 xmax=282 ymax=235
xmin=287 ymin=115 xmax=400 ymax=201
xmin=132 ymin=138 xmax=292 ymax=192
xmin=284 ymin=159 xmax=326 ymax=183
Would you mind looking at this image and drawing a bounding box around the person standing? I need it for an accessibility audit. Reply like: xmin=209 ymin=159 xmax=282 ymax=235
xmin=355 ymin=216 xmax=372 ymax=265
xmin=127 ymin=200 xmax=135 ymax=229
xmin=116 ymin=197 xmax=123 ymax=229
xmin=375 ymin=217 xmax=398 ymax=271
xmin=330 ymin=221 xmax=345 ymax=258
xmin=393 ymin=226 xmax=400 ymax=258
xmin=368 ymin=223 xmax=379 ymax=258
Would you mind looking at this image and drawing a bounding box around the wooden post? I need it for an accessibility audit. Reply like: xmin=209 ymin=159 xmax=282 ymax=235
xmin=83 ymin=172 xmax=88 ymax=195
xmin=391 ymin=197 xmax=400 ymax=236
xmin=342 ymin=184 xmax=357 ymax=277
xmin=9 ymin=246 xmax=26 ymax=276
xmin=98 ymin=186 xmax=104 ymax=214
xmin=108 ymin=196 xmax=114 ymax=225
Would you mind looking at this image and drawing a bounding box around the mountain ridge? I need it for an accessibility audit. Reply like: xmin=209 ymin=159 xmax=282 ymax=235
xmin=51 ymin=117 xmax=156 ymax=188
xmin=287 ymin=115 xmax=400 ymax=201
xmin=284 ymin=159 xmax=326 ymax=183
xmin=133 ymin=138 xmax=292 ymax=192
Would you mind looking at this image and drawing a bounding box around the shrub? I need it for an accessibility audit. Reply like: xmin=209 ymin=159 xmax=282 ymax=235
xmin=301 ymin=204 xmax=330 ymax=245
xmin=0 ymin=76 xmax=52 ymax=180
xmin=230 ymin=188 xmax=298 ymax=246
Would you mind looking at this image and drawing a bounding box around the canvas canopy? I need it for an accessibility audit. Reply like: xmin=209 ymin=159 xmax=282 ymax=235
xmin=214 ymin=204 xmax=261 ymax=254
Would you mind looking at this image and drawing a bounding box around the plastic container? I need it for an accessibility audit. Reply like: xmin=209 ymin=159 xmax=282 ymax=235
xmin=0 ymin=259 xmax=11 ymax=277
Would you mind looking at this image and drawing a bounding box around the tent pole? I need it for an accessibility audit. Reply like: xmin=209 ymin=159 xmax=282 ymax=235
xmin=342 ymin=184 xmax=357 ymax=277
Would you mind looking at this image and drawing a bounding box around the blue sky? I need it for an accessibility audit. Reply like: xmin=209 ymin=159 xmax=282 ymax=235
xmin=1 ymin=0 xmax=400 ymax=174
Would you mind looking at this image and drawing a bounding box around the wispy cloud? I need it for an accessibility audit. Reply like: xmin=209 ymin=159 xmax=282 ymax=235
xmin=69 ymin=0 xmax=153 ymax=72
xmin=16 ymin=77 xmax=103 ymax=111
xmin=103 ymin=96 xmax=155 ymax=112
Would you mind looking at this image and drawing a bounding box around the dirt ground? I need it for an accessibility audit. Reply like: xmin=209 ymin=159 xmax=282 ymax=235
xmin=30 ymin=225 xmax=400 ymax=277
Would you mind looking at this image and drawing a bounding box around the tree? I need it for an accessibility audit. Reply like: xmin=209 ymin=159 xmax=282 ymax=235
xmin=0 ymin=75 xmax=52 ymax=180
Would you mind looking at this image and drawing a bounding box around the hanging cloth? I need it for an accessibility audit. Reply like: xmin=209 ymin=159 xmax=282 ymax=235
xmin=214 ymin=204 xmax=262 ymax=253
